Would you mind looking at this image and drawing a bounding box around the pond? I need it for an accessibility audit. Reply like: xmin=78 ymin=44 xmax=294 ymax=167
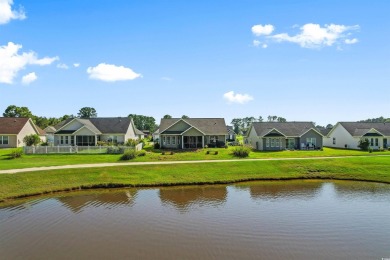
xmin=1 ymin=180 xmax=389 ymax=259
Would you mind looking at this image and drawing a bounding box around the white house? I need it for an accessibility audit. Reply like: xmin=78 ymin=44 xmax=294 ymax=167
xmin=324 ymin=122 xmax=390 ymax=150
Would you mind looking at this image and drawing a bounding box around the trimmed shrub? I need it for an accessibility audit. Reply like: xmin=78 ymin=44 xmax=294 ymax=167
xmin=23 ymin=134 xmax=41 ymax=146
xmin=231 ymin=146 xmax=251 ymax=158
xmin=137 ymin=150 xmax=146 ymax=156
xmin=107 ymin=147 xmax=125 ymax=154
xmin=170 ymin=151 xmax=174 ymax=155
xmin=154 ymin=142 xmax=160 ymax=149
xmin=358 ymin=138 xmax=370 ymax=151
xmin=120 ymin=150 xmax=137 ymax=160
xmin=368 ymin=147 xmax=373 ymax=153
xmin=125 ymin=139 xmax=139 ymax=147
xmin=9 ymin=148 xmax=23 ymax=159
xmin=214 ymin=151 xmax=218 ymax=155
xmin=206 ymin=151 xmax=210 ymax=154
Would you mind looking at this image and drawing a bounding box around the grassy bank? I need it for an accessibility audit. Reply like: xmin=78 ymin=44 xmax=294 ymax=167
xmin=0 ymin=156 xmax=389 ymax=202
xmin=1 ymin=147 xmax=389 ymax=170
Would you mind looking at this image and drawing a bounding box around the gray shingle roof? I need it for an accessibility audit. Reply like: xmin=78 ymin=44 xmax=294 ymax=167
xmin=54 ymin=117 xmax=132 ymax=134
xmin=251 ymin=122 xmax=318 ymax=137
xmin=160 ymin=118 xmax=228 ymax=135
xmin=339 ymin=122 xmax=390 ymax=136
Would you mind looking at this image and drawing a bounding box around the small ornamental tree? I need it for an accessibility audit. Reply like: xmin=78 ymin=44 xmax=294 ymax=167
xmin=358 ymin=138 xmax=370 ymax=151
xmin=23 ymin=134 xmax=41 ymax=146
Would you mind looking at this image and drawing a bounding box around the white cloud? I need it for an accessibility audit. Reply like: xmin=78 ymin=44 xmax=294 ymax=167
xmin=345 ymin=38 xmax=358 ymax=44
xmin=251 ymin=24 xmax=274 ymax=36
xmin=57 ymin=63 xmax=69 ymax=69
xmin=262 ymin=43 xmax=268 ymax=49
xmin=253 ymin=40 xmax=261 ymax=47
xmin=0 ymin=42 xmax=59 ymax=84
xmin=87 ymin=63 xmax=142 ymax=82
xmin=0 ymin=0 xmax=26 ymax=25
xmin=161 ymin=77 xmax=172 ymax=81
xmin=223 ymin=91 xmax=253 ymax=104
xmin=73 ymin=63 xmax=80 ymax=68
xmin=270 ymin=23 xmax=360 ymax=48
xmin=21 ymin=72 xmax=37 ymax=85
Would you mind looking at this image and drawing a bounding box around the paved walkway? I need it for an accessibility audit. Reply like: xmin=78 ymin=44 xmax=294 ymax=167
xmin=1 ymin=154 xmax=389 ymax=174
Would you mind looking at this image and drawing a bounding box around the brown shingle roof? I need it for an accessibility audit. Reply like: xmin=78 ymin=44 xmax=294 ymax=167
xmin=339 ymin=122 xmax=390 ymax=136
xmin=251 ymin=122 xmax=320 ymax=137
xmin=0 ymin=117 xmax=30 ymax=134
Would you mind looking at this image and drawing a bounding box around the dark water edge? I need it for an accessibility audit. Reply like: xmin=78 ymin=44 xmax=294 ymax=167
xmin=1 ymin=180 xmax=390 ymax=260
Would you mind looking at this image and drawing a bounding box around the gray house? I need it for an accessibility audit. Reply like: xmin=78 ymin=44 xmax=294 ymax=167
xmin=246 ymin=122 xmax=323 ymax=151
xmin=53 ymin=117 xmax=138 ymax=146
xmin=227 ymin=126 xmax=236 ymax=141
xmin=159 ymin=118 xmax=228 ymax=149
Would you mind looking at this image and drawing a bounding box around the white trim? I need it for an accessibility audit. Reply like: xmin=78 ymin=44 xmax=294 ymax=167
xmin=181 ymin=126 xmax=204 ymax=135
xmin=73 ymin=125 xmax=100 ymax=135
xmin=161 ymin=119 xmax=207 ymax=135
xmin=55 ymin=118 xmax=79 ymax=132
xmin=262 ymin=128 xmax=286 ymax=137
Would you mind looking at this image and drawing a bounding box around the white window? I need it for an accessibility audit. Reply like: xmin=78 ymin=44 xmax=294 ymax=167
xmin=167 ymin=136 xmax=171 ymax=145
xmin=266 ymin=138 xmax=270 ymax=147
xmin=271 ymin=138 xmax=275 ymax=147
xmin=0 ymin=136 xmax=9 ymax=145
xmin=210 ymin=136 xmax=218 ymax=142
xmin=163 ymin=136 xmax=166 ymax=145
xmin=275 ymin=138 xmax=280 ymax=147
xmin=333 ymin=137 xmax=336 ymax=145
xmin=375 ymin=138 xmax=379 ymax=146
xmin=306 ymin=137 xmax=317 ymax=146
xmin=60 ymin=136 xmax=64 ymax=144
xmin=370 ymin=138 xmax=374 ymax=146
xmin=65 ymin=136 xmax=69 ymax=144
xmin=172 ymin=136 xmax=176 ymax=145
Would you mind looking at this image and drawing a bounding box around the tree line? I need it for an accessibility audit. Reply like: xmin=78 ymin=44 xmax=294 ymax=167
xmin=230 ymin=116 xmax=287 ymax=134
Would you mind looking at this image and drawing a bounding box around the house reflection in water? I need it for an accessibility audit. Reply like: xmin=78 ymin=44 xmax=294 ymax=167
xmin=239 ymin=180 xmax=323 ymax=200
xmin=57 ymin=190 xmax=138 ymax=213
xmin=159 ymin=185 xmax=227 ymax=210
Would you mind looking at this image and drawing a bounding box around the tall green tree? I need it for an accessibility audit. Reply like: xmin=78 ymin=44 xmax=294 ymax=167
xmin=128 ymin=114 xmax=157 ymax=132
xmin=181 ymin=115 xmax=189 ymax=119
xmin=163 ymin=114 xmax=172 ymax=119
xmin=3 ymin=105 xmax=33 ymax=118
xmin=77 ymin=107 xmax=97 ymax=118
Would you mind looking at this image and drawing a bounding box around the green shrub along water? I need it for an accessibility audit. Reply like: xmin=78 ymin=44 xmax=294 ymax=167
xmin=231 ymin=146 xmax=251 ymax=158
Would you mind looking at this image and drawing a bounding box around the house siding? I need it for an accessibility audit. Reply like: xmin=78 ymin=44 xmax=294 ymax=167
xmin=17 ymin=120 xmax=44 ymax=147
xmin=0 ymin=135 xmax=17 ymax=148
xmin=325 ymin=124 xmax=359 ymax=149
xmin=167 ymin=120 xmax=191 ymax=132
xmin=300 ymin=129 xmax=323 ymax=149
xmin=247 ymin=126 xmax=262 ymax=150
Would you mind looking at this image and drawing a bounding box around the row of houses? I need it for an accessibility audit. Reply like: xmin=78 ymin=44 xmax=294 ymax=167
xmin=0 ymin=117 xmax=389 ymax=150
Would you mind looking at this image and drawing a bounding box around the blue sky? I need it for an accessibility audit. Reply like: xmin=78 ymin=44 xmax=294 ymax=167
xmin=1 ymin=0 xmax=389 ymax=126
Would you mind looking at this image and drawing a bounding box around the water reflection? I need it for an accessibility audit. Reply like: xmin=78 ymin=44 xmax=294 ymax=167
xmin=238 ymin=180 xmax=323 ymax=200
xmin=57 ymin=190 xmax=138 ymax=213
xmin=1 ymin=180 xmax=390 ymax=260
xmin=159 ymin=185 xmax=227 ymax=210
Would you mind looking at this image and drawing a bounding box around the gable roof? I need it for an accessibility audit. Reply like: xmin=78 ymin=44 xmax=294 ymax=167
xmin=160 ymin=118 xmax=228 ymax=135
xmin=134 ymin=128 xmax=144 ymax=135
xmin=0 ymin=117 xmax=45 ymax=135
xmin=44 ymin=126 xmax=57 ymax=133
xmin=54 ymin=117 xmax=133 ymax=134
xmin=251 ymin=122 xmax=319 ymax=137
xmin=338 ymin=122 xmax=390 ymax=136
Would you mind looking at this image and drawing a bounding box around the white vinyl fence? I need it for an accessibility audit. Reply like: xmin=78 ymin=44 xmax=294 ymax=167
xmin=24 ymin=143 xmax=143 ymax=154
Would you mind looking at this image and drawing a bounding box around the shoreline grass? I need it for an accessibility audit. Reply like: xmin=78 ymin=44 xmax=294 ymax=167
xmin=0 ymin=156 xmax=389 ymax=202
xmin=1 ymin=147 xmax=389 ymax=170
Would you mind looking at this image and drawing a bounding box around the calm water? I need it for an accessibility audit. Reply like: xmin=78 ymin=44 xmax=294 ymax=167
xmin=1 ymin=180 xmax=390 ymax=260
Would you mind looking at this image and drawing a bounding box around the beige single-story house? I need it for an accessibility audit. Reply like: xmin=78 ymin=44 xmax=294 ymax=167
xmin=52 ymin=117 xmax=139 ymax=146
xmin=159 ymin=118 xmax=228 ymax=149
xmin=324 ymin=122 xmax=390 ymax=150
xmin=246 ymin=122 xmax=323 ymax=151
xmin=0 ymin=117 xmax=46 ymax=148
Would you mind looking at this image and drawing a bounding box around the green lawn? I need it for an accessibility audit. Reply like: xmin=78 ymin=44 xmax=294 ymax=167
xmin=0 ymin=156 xmax=389 ymax=202
xmin=0 ymin=147 xmax=389 ymax=170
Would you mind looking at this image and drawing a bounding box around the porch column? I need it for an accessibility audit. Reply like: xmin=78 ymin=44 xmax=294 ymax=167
xmin=95 ymin=135 xmax=97 ymax=146
xmin=74 ymin=135 xmax=76 ymax=146
xmin=202 ymin=136 xmax=204 ymax=148
xmin=182 ymin=135 xmax=184 ymax=149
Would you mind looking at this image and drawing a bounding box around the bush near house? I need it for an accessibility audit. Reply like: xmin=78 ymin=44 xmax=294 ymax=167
xmin=23 ymin=134 xmax=41 ymax=146
xmin=231 ymin=146 xmax=251 ymax=158
xmin=106 ymin=147 xmax=125 ymax=154
xmin=120 ymin=150 xmax=137 ymax=160
xmin=8 ymin=149 xmax=23 ymax=159
xmin=358 ymin=138 xmax=370 ymax=151
xmin=137 ymin=150 xmax=146 ymax=156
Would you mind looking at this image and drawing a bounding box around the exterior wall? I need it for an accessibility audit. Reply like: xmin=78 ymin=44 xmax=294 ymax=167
xmin=262 ymin=137 xmax=285 ymax=151
xmin=183 ymin=127 xmax=203 ymax=136
xmin=100 ymin=134 xmax=125 ymax=144
xmin=54 ymin=135 xmax=74 ymax=146
xmin=167 ymin=120 xmax=191 ymax=132
xmin=325 ymin=124 xmax=359 ymax=149
xmin=75 ymin=127 xmax=96 ymax=136
xmin=160 ymin=135 xmax=181 ymax=149
xmin=246 ymin=126 xmax=262 ymax=150
xmin=0 ymin=135 xmax=17 ymax=148
xmin=124 ymin=123 xmax=137 ymax=141
xmin=205 ymin=135 xmax=225 ymax=144
xmin=300 ymin=129 xmax=323 ymax=149
xmin=59 ymin=119 xmax=83 ymax=131
xmin=16 ymin=120 xmax=42 ymax=147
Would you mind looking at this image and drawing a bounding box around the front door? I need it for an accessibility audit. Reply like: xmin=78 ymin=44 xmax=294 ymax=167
xmin=384 ymin=138 xmax=388 ymax=148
